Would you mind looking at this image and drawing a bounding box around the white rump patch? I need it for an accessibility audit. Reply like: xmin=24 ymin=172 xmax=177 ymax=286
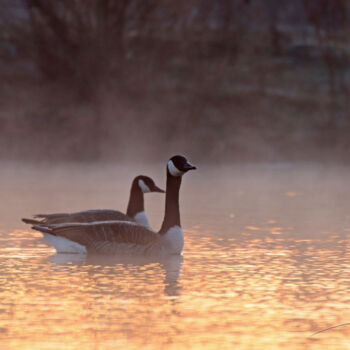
xmin=42 ymin=233 xmax=87 ymax=254
xmin=134 ymin=211 xmax=150 ymax=228
xmin=167 ymin=160 xmax=184 ymax=177
xmin=138 ymin=179 xmax=151 ymax=193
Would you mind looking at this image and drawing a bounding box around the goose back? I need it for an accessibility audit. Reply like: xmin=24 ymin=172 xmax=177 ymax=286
xmin=31 ymin=210 xmax=132 ymax=225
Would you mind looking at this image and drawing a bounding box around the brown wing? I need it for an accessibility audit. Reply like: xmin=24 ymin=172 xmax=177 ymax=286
xmin=34 ymin=210 xmax=133 ymax=224
xmin=46 ymin=221 xmax=159 ymax=251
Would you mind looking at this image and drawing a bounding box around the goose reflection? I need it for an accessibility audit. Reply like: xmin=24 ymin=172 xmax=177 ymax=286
xmin=47 ymin=253 xmax=183 ymax=297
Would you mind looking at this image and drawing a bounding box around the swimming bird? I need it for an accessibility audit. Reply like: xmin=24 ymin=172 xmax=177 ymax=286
xmin=31 ymin=155 xmax=196 ymax=255
xmin=22 ymin=175 xmax=164 ymax=228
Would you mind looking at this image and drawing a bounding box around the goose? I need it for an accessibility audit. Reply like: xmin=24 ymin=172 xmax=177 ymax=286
xmin=31 ymin=155 xmax=196 ymax=255
xmin=22 ymin=175 xmax=164 ymax=228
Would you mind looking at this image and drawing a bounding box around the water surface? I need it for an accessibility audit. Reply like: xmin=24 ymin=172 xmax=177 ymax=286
xmin=1 ymin=162 xmax=350 ymax=349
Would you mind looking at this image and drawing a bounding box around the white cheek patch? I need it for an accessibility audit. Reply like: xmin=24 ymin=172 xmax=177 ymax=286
xmin=167 ymin=160 xmax=184 ymax=177
xmin=138 ymin=179 xmax=151 ymax=193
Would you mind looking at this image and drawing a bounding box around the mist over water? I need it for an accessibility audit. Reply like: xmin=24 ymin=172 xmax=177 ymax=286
xmin=1 ymin=1 xmax=350 ymax=348
xmin=1 ymin=162 xmax=350 ymax=349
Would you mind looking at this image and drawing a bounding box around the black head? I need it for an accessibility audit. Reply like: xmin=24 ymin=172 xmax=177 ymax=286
xmin=135 ymin=175 xmax=165 ymax=193
xmin=167 ymin=155 xmax=197 ymax=177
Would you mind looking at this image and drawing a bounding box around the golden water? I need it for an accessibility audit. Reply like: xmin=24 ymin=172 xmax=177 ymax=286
xmin=1 ymin=162 xmax=350 ymax=349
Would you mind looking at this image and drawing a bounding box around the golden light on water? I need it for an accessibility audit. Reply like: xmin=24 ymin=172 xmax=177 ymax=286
xmin=1 ymin=163 xmax=350 ymax=349
xmin=1 ymin=228 xmax=350 ymax=350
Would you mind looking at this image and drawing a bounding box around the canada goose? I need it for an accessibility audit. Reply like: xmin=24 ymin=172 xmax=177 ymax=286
xmin=31 ymin=155 xmax=196 ymax=255
xmin=22 ymin=175 xmax=164 ymax=228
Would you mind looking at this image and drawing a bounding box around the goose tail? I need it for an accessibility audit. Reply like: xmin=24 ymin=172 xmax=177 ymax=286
xmin=22 ymin=218 xmax=42 ymax=225
xmin=34 ymin=213 xmax=68 ymax=219
xmin=32 ymin=224 xmax=54 ymax=235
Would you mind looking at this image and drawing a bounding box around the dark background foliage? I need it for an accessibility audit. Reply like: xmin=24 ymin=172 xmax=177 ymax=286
xmin=1 ymin=0 xmax=349 ymax=162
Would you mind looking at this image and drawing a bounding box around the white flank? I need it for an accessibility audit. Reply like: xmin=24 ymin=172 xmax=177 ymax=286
xmin=167 ymin=160 xmax=184 ymax=177
xmin=138 ymin=179 xmax=151 ymax=193
xmin=134 ymin=211 xmax=150 ymax=228
xmin=42 ymin=233 xmax=87 ymax=254
xmin=162 ymin=225 xmax=184 ymax=255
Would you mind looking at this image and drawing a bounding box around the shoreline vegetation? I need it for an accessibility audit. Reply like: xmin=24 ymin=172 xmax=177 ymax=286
xmin=1 ymin=0 xmax=350 ymax=162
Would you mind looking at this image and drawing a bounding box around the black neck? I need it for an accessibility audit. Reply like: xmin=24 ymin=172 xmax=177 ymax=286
xmin=159 ymin=170 xmax=182 ymax=234
xmin=126 ymin=179 xmax=144 ymax=218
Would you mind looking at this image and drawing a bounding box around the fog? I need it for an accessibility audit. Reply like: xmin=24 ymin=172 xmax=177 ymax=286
xmin=1 ymin=162 xmax=349 ymax=239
